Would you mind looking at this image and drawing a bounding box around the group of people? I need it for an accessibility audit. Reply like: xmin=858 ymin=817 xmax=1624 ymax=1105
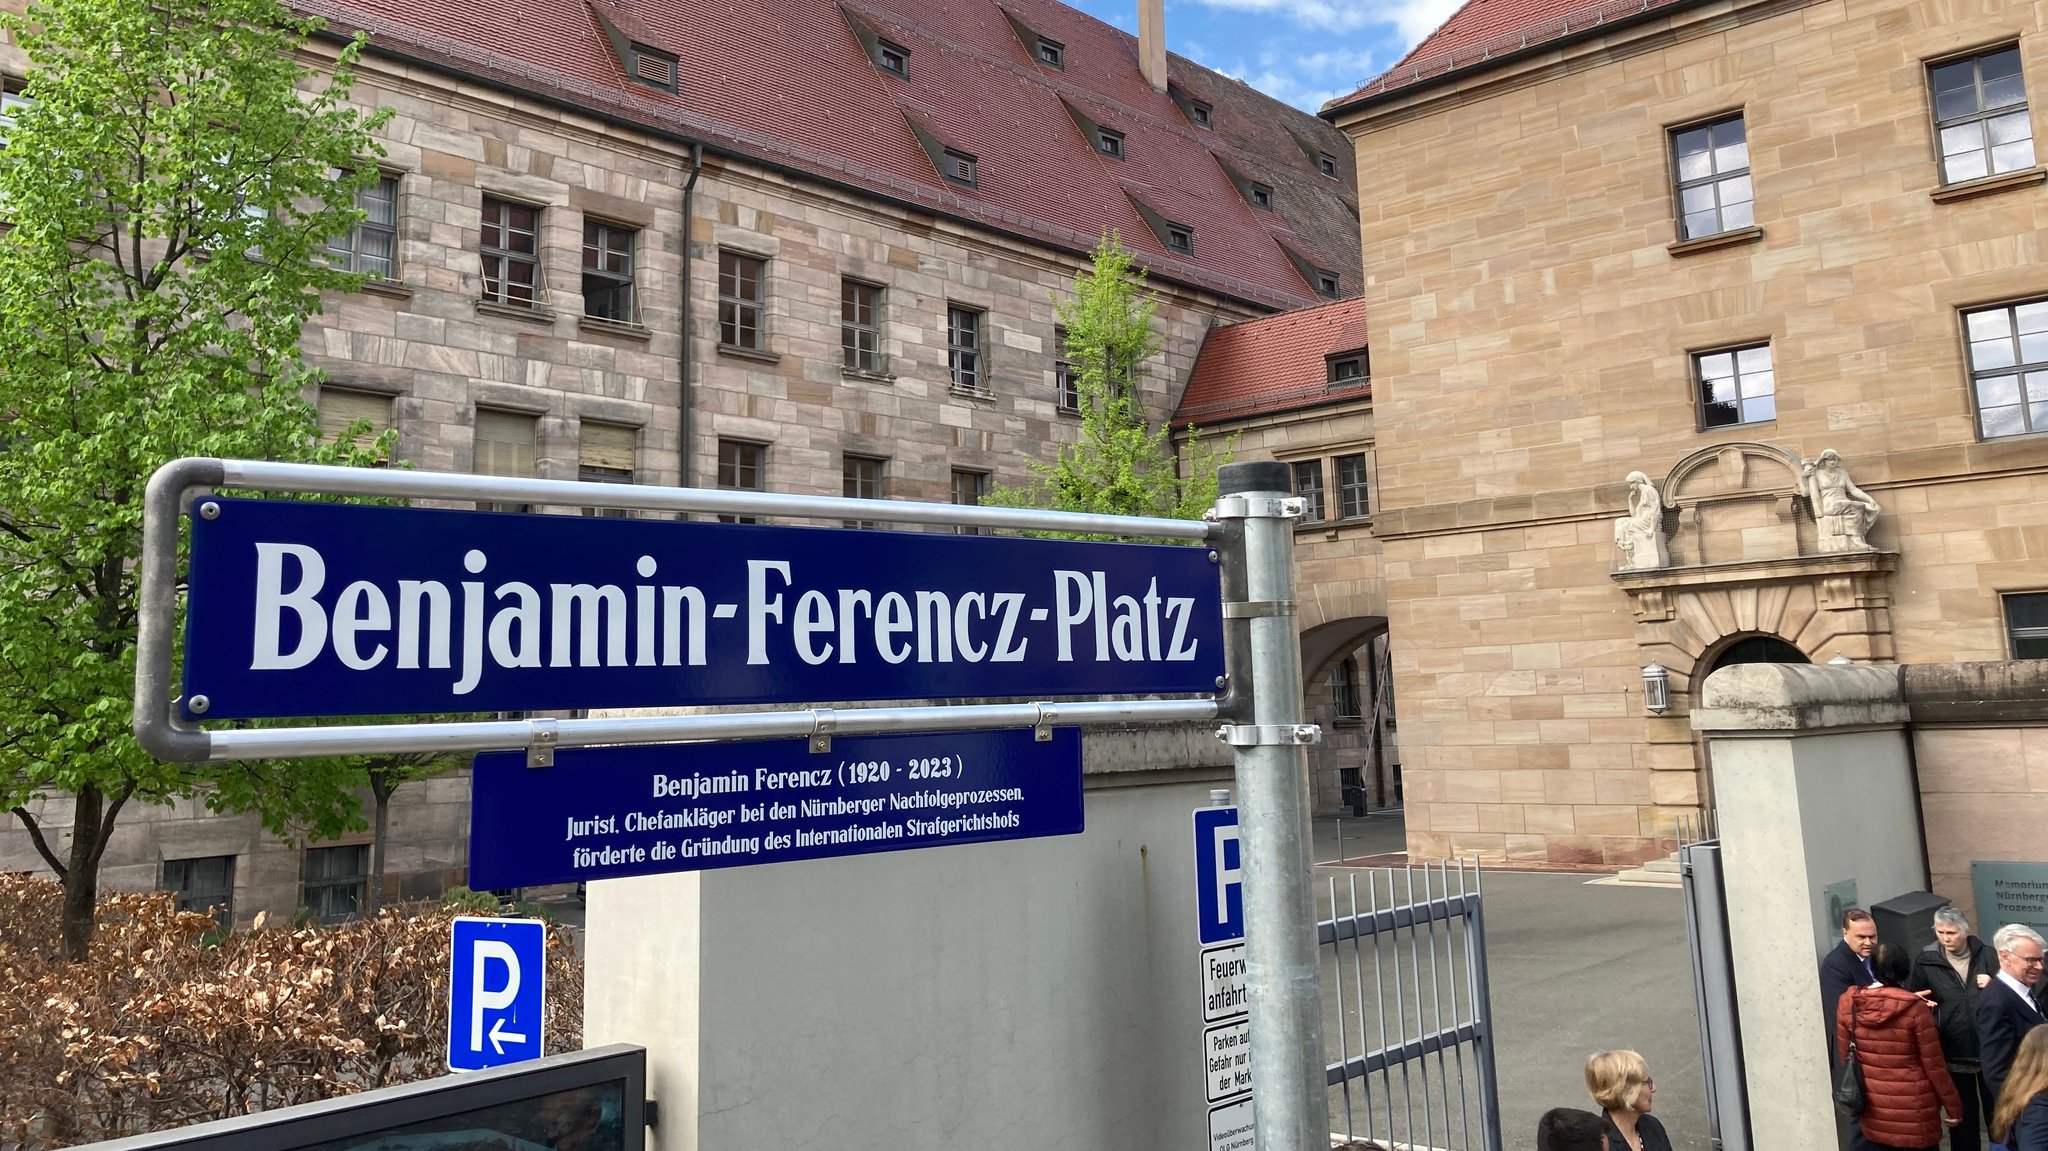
xmin=1533 ymin=1050 xmax=1673 ymax=1151
xmin=1822 ymin=906 xmax=2048 ymax=1150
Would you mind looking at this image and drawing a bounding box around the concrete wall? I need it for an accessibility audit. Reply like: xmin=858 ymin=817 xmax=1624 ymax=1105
xmin=1694 ymin=663 xmax=1922 ymax=1151
xmin=585 ymin=724 xmax=1234 ymax=1151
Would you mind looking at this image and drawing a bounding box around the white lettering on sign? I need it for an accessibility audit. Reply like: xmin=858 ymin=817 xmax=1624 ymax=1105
xmin=248 ymin=548 xmax=1201 ymax=693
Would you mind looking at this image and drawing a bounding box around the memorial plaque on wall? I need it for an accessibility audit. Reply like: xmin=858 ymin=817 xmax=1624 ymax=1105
xmin=1972 ymin=861 xmax=2048 ymax=937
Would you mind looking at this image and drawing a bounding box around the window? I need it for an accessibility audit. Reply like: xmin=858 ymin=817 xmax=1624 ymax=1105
xmin=1096 ymin=129 xmax=1124 ymax=159
xmin=948 ymin=305 xmax=985 ymax=395
xmin=327 ymin=173 xmax=398 ymax=279
xmin=1695 ymin=343 xmax=1775 ymax=428
xmin=1336 ymin=453 xmax=1370 ymax=519
xmin=1332 ymin=658 xmax=1363 ymax=720
xmin=1964 ymin=298 xmax=2048 ymax=439
xmin=1316 ymin=270 xmax=1340 ymax=297
xmin=1249 ymin=183 xmax=1274 ymax=211
xmin=717 ymin=439 xmax=764 ymax=524
xmin=1190 ymin=100 xmax=1213 ymax=129
xmin=1037 ymin=37 xmax=1064 ymax=68
xmin=843 ymin=455 xmax=885 ymax=529
xmin=1164 ymin=224 xmax=1193 ymax=255
xmin=842 ymin=280 xmax=885 ymax=373
xmin=582 ymin=221 xmax=637 ymax=322
xmin=1671 ymin=116 xmax=1753 ymax=240
xmin=474 ymin=408 xmax=537 ymax=513
xmin=163 ymin=855 xmax=235 ymax=932
xmin=480 ymin=196 xmax=541 ymax=307
xmin=1328 ymin=352 xmax=1367 ymax=385
xmin=1292 ymin=460 xmax=1325 ymax=523
xmin=941 ymin=148 xmax=978 ymax=187
xmin=952 ymin=469 xmax=987 ymax=535
xmin=2008 ymin=593 xmax=2048 ymax=659
xmin=579 ymin=422 xmax=636 ymax=517
xmin=1054 ymin=326 xmax=1080 ymax=413
xmin=719 ymin=251 xmax=765 ymax=350
xmin=631 ymin=45 xmax=677 ymax=90
xmin=302 ymin=844 xmax=369 ymax=924
xmin=1931 ymin=47 xmax=2035 ymax=184
xmin=877 ymin=40 xmax=909 ymax=77
xmin=0 ymin=90 xmax=31 ymax=147
xmin=318 ymin=388 xmax=393 ymax=451
xmin=1318 ymin=152 xmax=1339 ymax=179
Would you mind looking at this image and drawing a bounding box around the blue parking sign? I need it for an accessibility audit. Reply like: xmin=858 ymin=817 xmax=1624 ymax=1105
xmin=447 ymin=917 xmax=546 ymax=1072
xmin=1194 ymin=807 xmax=1244 ymax=945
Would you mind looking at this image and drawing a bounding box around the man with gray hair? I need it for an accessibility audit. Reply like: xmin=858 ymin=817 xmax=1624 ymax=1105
xmin=1910 ymin=907 xmax=1997 ymax=1148
xmin=1976 ymin=922 xmax=2047 ymax=1103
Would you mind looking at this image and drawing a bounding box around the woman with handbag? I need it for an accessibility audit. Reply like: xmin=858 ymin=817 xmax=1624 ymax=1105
xmin=1989 ymin=1026 xmax=2048 ymax=1151
xmin=1837 ymin=942 xmax=1964 ymax=1151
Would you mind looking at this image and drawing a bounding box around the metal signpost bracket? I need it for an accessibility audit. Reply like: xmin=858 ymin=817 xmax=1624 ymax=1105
xmin=1033 ymin=702 xmax=1058 ymax=742
xmin=809 ymin=708 xmax=836 ymax=754
xmin=526 ymin=719 xmax=559 ymax=768
xmin=1215 ymin=723 xmax=1321 ymax=748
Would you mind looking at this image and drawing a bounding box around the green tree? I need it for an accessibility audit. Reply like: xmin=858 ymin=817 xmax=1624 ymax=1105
xmin=0 ymin=0 xmax=393 ymax=959
xmin=987 ymin=235 xmax=1233 ymax=529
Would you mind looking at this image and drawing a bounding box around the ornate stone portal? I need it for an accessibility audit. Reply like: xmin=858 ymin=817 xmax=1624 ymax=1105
xmin=1610 ymin=442 xmax=1898 ymax=706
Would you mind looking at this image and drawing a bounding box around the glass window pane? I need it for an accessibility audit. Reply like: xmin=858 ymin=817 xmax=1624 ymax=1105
xmin=1978 ymin=374 xmax=2023 ymax=407
xmin=1989 ymin=110 xmax=2034 ymax=145
xmin=2026 ymin=371 xmax=2048 ymax=401
xmin=1713 ymin=138 xmax=1748 ymax=174
xmin=1968 ymin=308 xmax=2014 ymax=340
xmin=2010 ymin=592 xmax=2048 ymax=632
xmin=1720 ymin=174 xmax=1753 ymax=206
xmin=1973 ymin=337 xmax=2017 ymax=370
xmin=1682 ymin=185 xmax=1716 ymax=213
xmin=1735 ymin=346 xmax=1771 ymax=374
xmin=1702 ymin=399 xmax=1741 ymax=427
xmin=1934 ymin=86 xmax=1982 ymax=122
xmin=1722 ymin=200 xmax=1755 ymax=229
xmin=1945 ymin=152 xmax=1990 ymax=183
xmin=1981 ymin=404 xmax=2026 ymax=437
xmin=1984 ymin=72 xmax=2028 ymax=110
xmin=1941 ymin=122 xmax=1985 ymax=157
xmin=1683 ymin=211 xmax=1720 ymax=239
xmin=1699 ymin=352 xmax=1734 ymax=379
xmin=2032 ymin=402 xmax=2048 ymax=432
xmin=1992 ymin=139 xmax=2035 ymax=174
xmin=1743 ymin=394 xmax=1775 ymax=423
xmin=1931 ymin=59 xmax=1978 ymax=95
xmin=1674 ymin=128 xmax=1712 ymax=178
xmin=2016 ymin=302 xmax=2048 ymax=334
xmin=1740 ymin=369 xmax=1774 ymax=399
xmin=2021 ymin=332 xmax=2048 ymax=366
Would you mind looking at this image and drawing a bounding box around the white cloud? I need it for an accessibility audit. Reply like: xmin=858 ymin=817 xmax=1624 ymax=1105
xmin=1191 ymin=0 xmax=1462 ymax=48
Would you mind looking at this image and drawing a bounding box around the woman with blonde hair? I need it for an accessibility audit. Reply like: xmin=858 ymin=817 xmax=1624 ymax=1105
xmin=1990 ymin=1025 xmax=2048 ymax=1150
xmin=1585 ymin=1049 xmax=1673 ymax=1151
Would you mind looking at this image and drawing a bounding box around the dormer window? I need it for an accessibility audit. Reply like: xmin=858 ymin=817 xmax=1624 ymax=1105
xmin=1097 ymin=129 xmax=1124 ymax=159
xmin=1318 ymin=152 xmax=1340 ymax=179
xmin=1328 ymin=352 xmax=1367 ymax=385
xmin=1037 ymin=37 xmax=1064 ymax=68
xmin=1190 ymin=100 xmax=1213 ymax=128
xmin=1316 ymin=270 xmax=1340 ymax=296
xmin=1250 ymin=183 xmax=1274 ymax=211
xmin=877 ymin=40 xmax=909 ymax=77
xmin=942 ymin=147 xmax=978 ymax=187
xmin=630 ymin=45 xmax=676 ymax=91
xmin=1164 ymin=224 xmax=1193 ymax=254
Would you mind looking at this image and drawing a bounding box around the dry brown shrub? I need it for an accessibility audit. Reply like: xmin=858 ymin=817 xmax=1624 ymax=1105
xmin=0 ymin=872 xmax=582 ymax=1149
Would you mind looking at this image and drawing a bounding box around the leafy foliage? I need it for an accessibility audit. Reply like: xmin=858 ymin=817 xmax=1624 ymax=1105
xmin=0 ymin=0 xmax=393 ymax=956
xmin=0 ymin=874 xmax=583 ymax=1148
xmin=985 ymin=234 xmax=1234 ymax=533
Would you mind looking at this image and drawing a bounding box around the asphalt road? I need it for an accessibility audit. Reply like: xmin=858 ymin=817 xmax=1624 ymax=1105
xmin=1314 ymin=812 xmax=1706 ymax=1151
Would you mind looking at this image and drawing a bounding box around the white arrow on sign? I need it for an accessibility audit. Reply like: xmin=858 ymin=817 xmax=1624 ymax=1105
xmin=488 ymin=1015 xmax=528 ymax=1054
xmin=470 ymin=938 xmax=522 ymax=1053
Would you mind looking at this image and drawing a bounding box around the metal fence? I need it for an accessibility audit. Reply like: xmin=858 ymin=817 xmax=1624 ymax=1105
xmin=1321 ymin=861 xmax=1501 ymax=1151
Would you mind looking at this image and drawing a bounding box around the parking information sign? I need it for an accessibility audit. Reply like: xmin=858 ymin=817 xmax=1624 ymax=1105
xmin=1194 ymin=805 xmax=1253 ymax=1146
xmin=447 ymin=917 xmax=546 ymax=1072
xmin=469 ymin=729 xmax=1084 ymax=888
xmin=179 ymin=498 xmax=1223 ymax=719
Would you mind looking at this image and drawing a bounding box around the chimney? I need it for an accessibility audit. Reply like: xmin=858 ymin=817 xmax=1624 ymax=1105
xmin=1138 ymin=0 xmax=1166 ymax=91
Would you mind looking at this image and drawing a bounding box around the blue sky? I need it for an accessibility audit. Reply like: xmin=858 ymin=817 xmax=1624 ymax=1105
xmin=1061 ymin=0 xmax=1463 ymax=112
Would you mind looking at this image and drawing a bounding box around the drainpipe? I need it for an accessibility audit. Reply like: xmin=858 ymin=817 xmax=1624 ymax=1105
xmin=678 ymin=142 xmax=703 ymax=509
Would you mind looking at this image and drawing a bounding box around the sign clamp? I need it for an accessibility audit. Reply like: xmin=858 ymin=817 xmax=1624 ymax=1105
xmin=526 ymin=719 xmax=558 ymax=768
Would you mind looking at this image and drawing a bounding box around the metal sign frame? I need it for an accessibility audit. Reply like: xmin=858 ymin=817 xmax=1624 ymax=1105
xmin=132 ymin=457 xmax=1224 ymax=764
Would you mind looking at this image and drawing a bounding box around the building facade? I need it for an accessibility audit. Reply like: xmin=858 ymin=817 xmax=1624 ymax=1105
xmin=0 ymin=0 xmax=1363 ymax=921
xmin=1325 ymin=0 xmax=2048 ymax=865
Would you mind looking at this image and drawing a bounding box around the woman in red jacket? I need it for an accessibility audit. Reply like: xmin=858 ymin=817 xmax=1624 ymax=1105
xmin=1838 ymin=942 xmax=1964 ymax=1150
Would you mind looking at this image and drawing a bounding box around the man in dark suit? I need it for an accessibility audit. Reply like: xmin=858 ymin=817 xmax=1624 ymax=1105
xmin=1978 ymin=922 xmax=2048 ymax=1105
xmin=1823 ymin=908 xmax=1880 ymax=1063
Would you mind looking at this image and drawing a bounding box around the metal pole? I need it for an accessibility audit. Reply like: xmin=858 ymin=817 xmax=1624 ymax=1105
xmin=1214 ymin=460 xmax=1326 ymax=1151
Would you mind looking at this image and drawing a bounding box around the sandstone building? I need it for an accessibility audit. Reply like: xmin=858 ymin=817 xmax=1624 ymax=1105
xmin=0 ymin=0 xmax=1363 ymax=921
xmin=1323 ymin=0 xmax=2048 ymax=866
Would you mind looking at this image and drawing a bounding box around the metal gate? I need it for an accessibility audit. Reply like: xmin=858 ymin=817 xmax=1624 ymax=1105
xmin=1322 ymin=860 xmax=1501 ymax=1151
xmin=1678 ymin=813 xmax=1751 ymax=1151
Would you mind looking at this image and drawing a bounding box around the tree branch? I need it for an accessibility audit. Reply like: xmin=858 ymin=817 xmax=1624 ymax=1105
xmin=11 ymin=806 xmax=69 ymax=880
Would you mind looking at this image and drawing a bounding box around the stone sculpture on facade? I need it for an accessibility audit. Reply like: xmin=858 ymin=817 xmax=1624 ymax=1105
xmin=1613 ymin=470 xmax=1669 ymax=570
xmin=1801 ymin=448 xmax=1882 ymax=552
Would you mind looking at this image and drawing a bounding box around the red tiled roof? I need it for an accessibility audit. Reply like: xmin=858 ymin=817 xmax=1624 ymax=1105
xmin=1325 ymin=0 xmax=1694 ymax=110
xmin=1175 ymin=296 xmax=1369 ymax=426
xmin=302 ymin=0 xmax=1361 ymax=311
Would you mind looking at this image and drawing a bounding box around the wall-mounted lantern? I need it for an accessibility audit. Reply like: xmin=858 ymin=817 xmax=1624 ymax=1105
xmin=1642 ymin=662 xmax=1671 ymax=715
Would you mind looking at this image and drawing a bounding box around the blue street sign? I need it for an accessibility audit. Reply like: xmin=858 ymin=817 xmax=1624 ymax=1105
xmin=468 ymin=728 xmax=1085 ymax=888
xmin=180 ymin=498 xmax=1223 ymax=720
xmin=1194 ymin=806 xmax=1244 ymax=945
xmin=447 ymin=917 xmax=546 ymax=1072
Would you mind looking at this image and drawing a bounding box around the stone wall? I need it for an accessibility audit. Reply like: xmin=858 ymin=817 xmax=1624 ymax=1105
xmin=1904 ymin=661 xmax=2048 ymax=926
xmin=1331 ymin=0 xmax=2048 ymax=865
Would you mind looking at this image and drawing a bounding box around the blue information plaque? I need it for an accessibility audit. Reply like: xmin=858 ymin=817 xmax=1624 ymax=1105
xmin=181 ymin=498 xmax=1222 ymax=719
xmin=468 ymin=728 xmax=1084 ymax=888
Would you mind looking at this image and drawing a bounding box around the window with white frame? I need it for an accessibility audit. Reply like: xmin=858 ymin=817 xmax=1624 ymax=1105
xmin=1336 ymin=453 xmax=1370 ymax=520
xmin=717 ymin=439 xmax=765 ymax=525
xmin=948 ymin=305 xmax=985 ymax=395
xmin=582 ymin=221 xmax=637 ymax=322
xmin=842 ymin=455 xmax=885 ymax=529
xmin=327 ymin=173 xmax=398 ymax=279
xmin=1292 ymin=460 xmax=1325 ymax=523
xmin=480 ymin=197 xmax=542 ymax=307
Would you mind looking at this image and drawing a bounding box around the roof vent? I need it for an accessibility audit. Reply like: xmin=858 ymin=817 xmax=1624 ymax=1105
xmin=632 ymin=46 xmax=676 ymax=89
